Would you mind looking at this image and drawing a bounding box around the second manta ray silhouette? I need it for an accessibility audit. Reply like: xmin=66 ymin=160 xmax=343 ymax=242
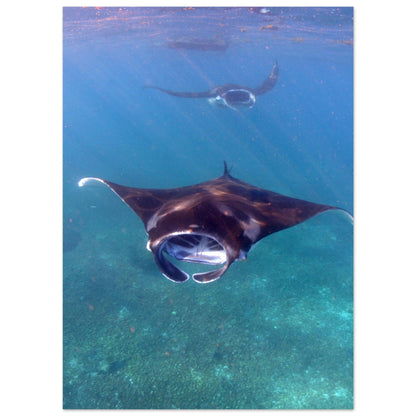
xmin=143 ymin=61 xmax=279 ymax=109
xmin=79 ymin=163 xmax=352 ymax=283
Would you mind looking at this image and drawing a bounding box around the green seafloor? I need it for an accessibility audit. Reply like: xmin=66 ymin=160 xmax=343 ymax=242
xmin=63 ymin=211 xmax=352 ymax=409
xmin=63 ymin=7 xmax=353 ymax=409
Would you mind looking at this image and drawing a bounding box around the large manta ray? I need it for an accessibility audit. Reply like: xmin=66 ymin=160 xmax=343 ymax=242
xmin=143 ymin=61 xmax=278 ymax=109
xmin=79 ymin=163 xmax=352 ymax=283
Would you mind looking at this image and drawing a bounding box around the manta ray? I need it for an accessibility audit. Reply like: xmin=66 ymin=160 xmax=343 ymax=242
xmin=143 ymin=61 xmax=279 ymax=109
xmin=79 ymin=163 xmax=352 ymax=283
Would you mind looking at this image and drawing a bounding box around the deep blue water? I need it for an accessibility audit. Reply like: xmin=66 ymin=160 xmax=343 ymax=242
xmin=63 ymin=7 xmax=353 ymax=409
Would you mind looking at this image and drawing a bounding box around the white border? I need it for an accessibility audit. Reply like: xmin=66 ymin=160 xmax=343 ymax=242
xmin=3 ymin=1 xmax=415 ymax=415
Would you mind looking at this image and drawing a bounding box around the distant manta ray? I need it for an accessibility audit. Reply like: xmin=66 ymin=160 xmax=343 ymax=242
xmin=143 ymin=61 xmax=278 ymax=109
xmin=79 ymin=162 xmax=352 ymax=283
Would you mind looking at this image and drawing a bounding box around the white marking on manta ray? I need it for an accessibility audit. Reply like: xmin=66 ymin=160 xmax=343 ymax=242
xmin=78 ymin=177 xmax=105 ymax=187
xmin=242 ymin=217 xmax=262 ymax=242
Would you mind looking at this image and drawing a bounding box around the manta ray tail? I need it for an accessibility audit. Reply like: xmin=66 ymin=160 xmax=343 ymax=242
xmin=222 ymin=161 xmax=231 ymax=177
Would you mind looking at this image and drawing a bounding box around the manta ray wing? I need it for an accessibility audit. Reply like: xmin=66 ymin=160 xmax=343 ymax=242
xmin=252 ymin=61 xmax=279 ymax=96
xmin=143 ymin=85 xmax=214 ymax=98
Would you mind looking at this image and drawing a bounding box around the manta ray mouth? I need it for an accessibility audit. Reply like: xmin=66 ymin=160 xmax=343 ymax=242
xmin=222 ymin=89 xmax=256 ymax=108
xmin=164 ymin=234 xmax=227 ymax=264
xmin=155 ymin=233 xmax=229 ymax=283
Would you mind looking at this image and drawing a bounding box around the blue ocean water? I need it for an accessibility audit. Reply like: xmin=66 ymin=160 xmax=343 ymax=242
xmin=63 ymin=7 xmax=353 ymax=409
